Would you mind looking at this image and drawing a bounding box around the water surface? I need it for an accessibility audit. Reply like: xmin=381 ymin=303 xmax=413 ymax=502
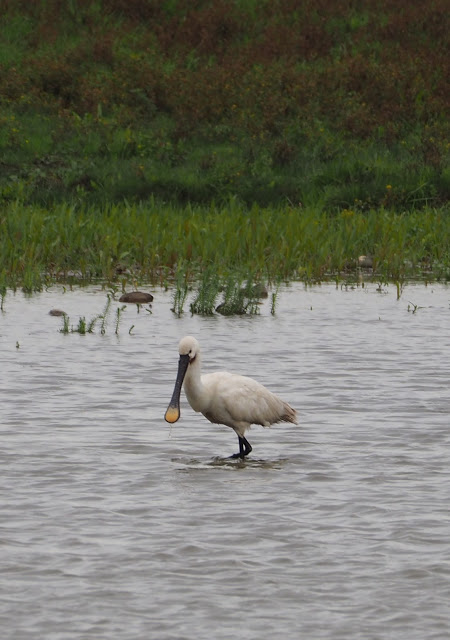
xmin=1 ymin=282 xmax=449 ymax=639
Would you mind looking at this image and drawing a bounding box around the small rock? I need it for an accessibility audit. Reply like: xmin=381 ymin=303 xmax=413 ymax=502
xmin=49 ymin=309 xmax=67 ymax=316
xmin=119 ymin=291 xmax=154 ymax=303
xmin=215 ymin=303 xmax=247 ymax=315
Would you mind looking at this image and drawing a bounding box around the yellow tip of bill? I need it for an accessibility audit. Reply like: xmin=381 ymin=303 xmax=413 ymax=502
xmin=165 ymin=406 xmax=180 ymax=424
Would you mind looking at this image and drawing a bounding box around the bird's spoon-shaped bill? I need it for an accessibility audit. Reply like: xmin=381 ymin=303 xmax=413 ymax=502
xmin=164 ymin=353 xmax=190 ymax=423
xmin=164 ymin=405 xmax=180 ymax=423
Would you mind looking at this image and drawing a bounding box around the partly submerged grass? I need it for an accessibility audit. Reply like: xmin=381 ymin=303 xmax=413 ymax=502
xmin=189 ymin=268 xmax=222 ymax=316
xmin=215 ymin=276 xmax=263 ymax=316
xmin=1 ymin=199 xmax=450 ymax=294
xmin=59 ymin=292 xmax=133 ymax=333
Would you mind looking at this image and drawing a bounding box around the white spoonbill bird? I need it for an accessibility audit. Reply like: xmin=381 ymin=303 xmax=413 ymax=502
xmin=164 ymin=336 xmax=298 ymax=458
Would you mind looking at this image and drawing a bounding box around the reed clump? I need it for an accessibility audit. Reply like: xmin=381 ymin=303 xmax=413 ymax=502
xmin=189 ymin=269 xmax=222 ymax=316
xmin=215 ymin=277 xmax=262 ymax=316
xmin=170 ymin=265 xmax=191 ymax=316
xmin=2 ymin=200 xmax=450 ymax=292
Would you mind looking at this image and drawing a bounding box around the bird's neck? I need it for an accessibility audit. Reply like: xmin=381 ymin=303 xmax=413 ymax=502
xmin=183 ymin=356 xmax=207 ymax=412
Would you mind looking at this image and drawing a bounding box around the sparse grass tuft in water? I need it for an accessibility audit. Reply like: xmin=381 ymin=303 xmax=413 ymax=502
xmin=215 ymin=279 xmax=245 ymax=316
xmin=99 ymin=294 xmax=112 ymax=335
xmin=407 ymin=301 xmax=424 ymax=314
xmin=190 ymin=269 xmax=221 ymax=316
xmin=171 ymin=269 xmax=189 ymax=316
xmin=60 ymin=314 xmax=70 ymax=334
xmin=115 ymin=304 xmax=127 ymax=335
xmin=59 ymin=294 xmax=119 ymax=335
xmin=77 ymin=317 xmax=87 ymax=335
xmin=87 ymin=315 xmax=99 ymax=333
xmin=270 ymin=282 xmax=281 ymax=315
xmin=215 ymin=275 xmax=261 ymax=316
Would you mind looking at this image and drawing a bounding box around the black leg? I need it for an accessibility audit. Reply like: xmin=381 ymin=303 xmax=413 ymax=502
xmin=231 ymin=435 xmax=252 ymax=459
xmin=242 ymin=436 xmax=252 ymax=456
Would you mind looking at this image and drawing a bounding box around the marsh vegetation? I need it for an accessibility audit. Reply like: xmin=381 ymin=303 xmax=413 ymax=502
xmin=0 ymin=1 xmax=448 ymax=294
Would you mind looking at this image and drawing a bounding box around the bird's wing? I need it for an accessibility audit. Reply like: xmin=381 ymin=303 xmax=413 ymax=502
xmin=202 ymin=372 xmax=293 ymax=430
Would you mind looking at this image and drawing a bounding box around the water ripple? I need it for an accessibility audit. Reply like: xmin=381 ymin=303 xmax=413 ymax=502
xmin=1 ymin=282 xmax=449 ymax=639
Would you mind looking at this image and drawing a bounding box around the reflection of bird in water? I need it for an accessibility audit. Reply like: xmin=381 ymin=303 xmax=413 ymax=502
xmin=165 ymin=336 xmax=298 ymax=458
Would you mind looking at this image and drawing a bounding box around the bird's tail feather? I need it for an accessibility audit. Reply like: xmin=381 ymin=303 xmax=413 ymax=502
xmin=282 ymin=403 xmax=298 ymax=425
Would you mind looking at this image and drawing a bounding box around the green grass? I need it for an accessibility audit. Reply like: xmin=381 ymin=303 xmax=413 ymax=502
xmin=189 ymin=268 xmax=222 ymax=315
xmin=0 ymin=1 xmax=448 ymax=209
xmin=59 ymin=293 xmax=133 ymax=333
xmin=215 ymin=277 xmax=260 ymax=316
xmin=0 ymin=118 xmax=448 ymax=210
xmin=0 ymin=2 xmax=449 ymax=295
xmin=171 ymin=268 xmax=189 ymax=316
xmin=1 ymin=199 xmax=449 ymax=294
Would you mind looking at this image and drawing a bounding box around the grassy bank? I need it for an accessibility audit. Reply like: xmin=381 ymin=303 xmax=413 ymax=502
xmin=1 ymin=1 xmax=449 ymax=208
xmin=1 ymin=2 xmax=449 ymax=297
xmin=1 ymin=200 xmax=449 ymax=293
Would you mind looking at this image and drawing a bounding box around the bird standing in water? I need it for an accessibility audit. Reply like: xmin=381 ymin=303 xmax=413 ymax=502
xmin=165 ymin=336 xmax=298 ymax=458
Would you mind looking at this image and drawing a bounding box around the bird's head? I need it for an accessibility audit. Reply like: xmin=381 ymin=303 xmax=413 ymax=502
xmin=164 ymin=336 xmax=200 ymax=424
xmin=178 ymin=335 xmax=200 ymax=363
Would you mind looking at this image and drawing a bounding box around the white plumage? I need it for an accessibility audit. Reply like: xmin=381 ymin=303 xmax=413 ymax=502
xmin=165 ymin=336 xmax=298 ymax=458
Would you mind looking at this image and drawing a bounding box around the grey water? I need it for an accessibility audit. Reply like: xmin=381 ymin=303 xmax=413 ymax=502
xmin=1 ymin=281 xmax=449 ymax=640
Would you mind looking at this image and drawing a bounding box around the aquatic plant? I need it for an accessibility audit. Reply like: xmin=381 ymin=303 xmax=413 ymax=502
xmin=58 ymin=294 xmax=121 ymax=335
xmin=215 ymin=278 xmax=246 ymax=316
xmin=1 ymin=199 xmax=450 ymax=291
xmin=60 ymin=314 xmax=70 ymax=334
xmin=407 ymin=301 xmax=424 ymax=314
xmin=270 ymin=281 xmax=281 ymax=315
xmin=215 ymin=275 xmax=262 ymax=316
xmin=115 ymin=304 xmax=127 ymax=335
xmin=21 ymin=266 xmax=43 ymax=294
xmin=190 ymin=269 xmax=221 ymax=316
xmin=76 ymin=317 xmax=87 ymax=335
xmin=87 ymin=314 xmax=100 ymax=333
xmin=99 ymin=294 xmax=112 ymax=335
xmin=59 ymin=315 xmax=91 ymax=335
xmin=171 ymin=269 xmax=189 ymax=317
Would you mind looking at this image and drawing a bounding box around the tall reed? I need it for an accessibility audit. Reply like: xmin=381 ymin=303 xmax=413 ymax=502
xmin=1 ymin=200 xmax=450 ymax=289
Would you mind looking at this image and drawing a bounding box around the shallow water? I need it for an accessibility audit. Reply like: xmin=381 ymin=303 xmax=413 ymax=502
xmin=1 ymin=281 xmax=449 ymax=639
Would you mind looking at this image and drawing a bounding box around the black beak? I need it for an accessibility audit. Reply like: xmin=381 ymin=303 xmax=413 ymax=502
xmin=164 ymin=354 xmax=190 ymax=423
